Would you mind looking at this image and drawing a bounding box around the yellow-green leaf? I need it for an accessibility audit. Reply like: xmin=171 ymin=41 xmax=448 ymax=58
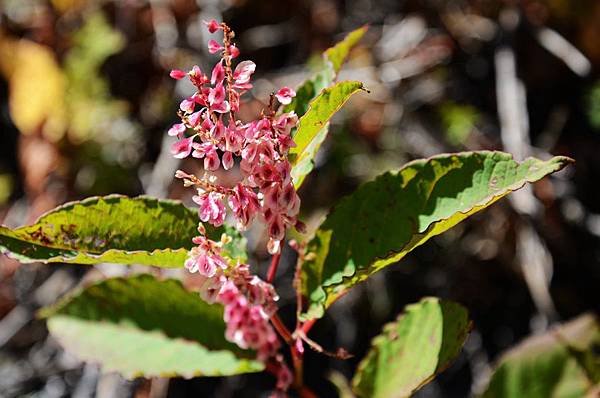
xmin=324 ymin=25 xmax=368 ymax=75
xmin=0 ymin=195 xmax=246 ymax=267
xmin=284 ymin=26 xmax=367 ymax=118
xmin=300 ymin=152 xmax=573 ymax=320
xmin=40 ymin=275 xmax=263 ymax=378
xmin=353 ymin=298 xmax=471 ymax=398
xmin=290 ymin=81 xmax=366 ymax=188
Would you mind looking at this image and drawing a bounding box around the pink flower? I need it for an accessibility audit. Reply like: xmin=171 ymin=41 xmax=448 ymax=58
xmin=188 ymin=111 xmax=203 ymax=128
xmin=267 ymin=214 xmax=285 ymax=241
xmin=208 ymin=39 xmax=224 ymax=54
xmin=189 ymin=65 xmax=208 ymax=87
xmin=180 ymin=98 xmax=196 ymax=113
xmin=170 ymin=137 xmax=194 ymax=158
xmin=275 ymin=87 xmax=296 ymax=105
xmin=273 ymin=112 xmax=298 ymax=137
xmin=192 ymin=142 xmax=221 ymax=171
xmin=208 ymin=82 xmax=230 ymax=113
xmin=211 ymin=119 xmax=226 ymax=141
xmin=218 ymin=280 xmax=241 ymax=306
xmin=228 ymin=183 xmax=260 ymax=229
xmin=167 ymin=123 xmax=186 ymax=137
xmin=185 ymin=251 xmax=226 ymax=277
xmin=233 ymin=61 xmax=256 ymax=90
xmin=193 ymin=191 xmax=226 ymax=226
xmin=198 ymin=273 xmax=225 ymax=303
xmin=172 ymin=22 xmax=307 ymax=375
xmin=211 ymin=62 xmax=225 ymax=85
xmin=275 ymin=363 xmax=293 ymax=391
xmin=223 ymin=121 xmax=243 ymax=151
xmin=204 ymin=147 xmax=220 ymax=171
xmin=200 ymin=114 xmax=214 ymax=132
xmin=170 ymin=69 xmax=187 ymax=80
xmin=222 ymin=151 xmax=234 ymax=170
xmin=228 ymin=45 xmax=240 ymax=58
xmin=204 ymin=19 xmax=221 ymax=33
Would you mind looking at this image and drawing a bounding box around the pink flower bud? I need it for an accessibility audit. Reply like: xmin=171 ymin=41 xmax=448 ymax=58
xmin=228 ymin=45 xmax=240 ymax=58
xmin=208 ymin=39 xmax=224 ymax=54
xmin=204 ymin=19 xmax=221 ymax=33
xmin=169 ymin=69 xmax=187 ymax=80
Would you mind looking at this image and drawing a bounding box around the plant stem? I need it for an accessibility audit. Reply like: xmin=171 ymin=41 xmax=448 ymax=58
xmin=301 ymin=319 xmax=316 ymax=335
xmin=298 ymin=386 xmax=318 ymax=398
xmin=267 ymin=251 xmax=281 ymax=283
xmin=271 ymin=313 xmax=293 ymax=344
xmin=291 ymin=341 xmax=304 ymax=388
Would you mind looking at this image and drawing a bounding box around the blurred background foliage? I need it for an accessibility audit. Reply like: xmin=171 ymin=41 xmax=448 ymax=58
xmin=0 ymin=0 xmax=598 ymax=397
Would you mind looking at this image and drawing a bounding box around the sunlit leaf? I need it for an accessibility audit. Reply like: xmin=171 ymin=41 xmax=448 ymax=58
xmin=353 ymin=298 xmax=471 ymax=398
xmin=40 ymin=275 xmax=263 ymax=378
xmin=284 ymin=26 xmax=367 ymax=118
xmin=0 ymin=195 xmax=246 ymax=267
xmin=300 ymin=152 xmax=573 ymax=320
xmin=290 ymin=81 xmax=366 ymax=188
xmin=324 ymin=25 xmax=368 ymax=75
xmin=283 ymin=27 xmax=368 ymax=188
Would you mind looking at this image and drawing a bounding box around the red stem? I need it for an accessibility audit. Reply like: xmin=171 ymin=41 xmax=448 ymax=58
xmin=301 ymin=319 xmax=316 ymax=335
xmin=266 ymin=251 xmax=281 ymax=283
xmin=291 ymin=341 xmax=304 ymax=388
xmin=270 ymin=313 xmax=293 ymax=344
xmin=298 ymin=386 xmax=318 ymax=398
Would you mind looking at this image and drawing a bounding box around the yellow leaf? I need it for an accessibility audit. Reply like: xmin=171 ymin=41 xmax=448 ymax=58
xmin=0 ymin=35 xmax=67 ymax=141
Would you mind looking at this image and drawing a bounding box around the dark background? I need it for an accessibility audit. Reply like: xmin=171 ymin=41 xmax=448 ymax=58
xmin=0 ymin=0 xmax=599 ymax=397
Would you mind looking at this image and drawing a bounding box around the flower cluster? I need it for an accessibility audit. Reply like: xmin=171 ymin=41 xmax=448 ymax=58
xmin=168 ymin=20 xmax=302 ymax=254
xmin=170 ymin=21 xmax=298 ymax=395
xmin=184 ymin=227 xmax=291 ymax=392
xmin=186 ymin=230 xmax=279 ymax=358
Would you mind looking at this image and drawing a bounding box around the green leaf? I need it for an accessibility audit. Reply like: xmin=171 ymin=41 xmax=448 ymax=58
xmin=284 ymin=26 xmax=367 ymax=118
xmin=0 ymin=195 xmax=246 ymax=267
xmin=352 ymin=297 xmax=471 ymax=398
xmin=290 ymin=81 xmax=366 ymax=188
xmin=40 ymin=274 xmax=263 ymax=378
xmin=300 ymin=152 xmax=573 ymax=320
xmin=482 ymin=314 xmax=600 ymax=398
xmin=284 ymin=66 xmax=334 ymax=119
xmin=324 ymin=25 xmax=368 ymax=75
xmin=283 ymin=27 xmax=367 ymax=188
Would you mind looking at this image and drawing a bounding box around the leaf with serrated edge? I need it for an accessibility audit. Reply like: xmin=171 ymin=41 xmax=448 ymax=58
xmin=290 ymin=81 xmax=365 ymax=188
xmin=352 ymin=297 xmax=471 ymax=398
xmin=41 ymin=275 xmax=263 ymax=378
xmin=0 ymin=195 xmax=246 ymax=267
xmin=482 ymin=314 xmax=599 ymax=398
xmin=300 ymin=152 xmax=573 ymax=320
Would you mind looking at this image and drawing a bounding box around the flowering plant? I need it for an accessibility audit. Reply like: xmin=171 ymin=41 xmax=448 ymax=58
xmin=0 ymin=22 xmax=574 ymax=398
